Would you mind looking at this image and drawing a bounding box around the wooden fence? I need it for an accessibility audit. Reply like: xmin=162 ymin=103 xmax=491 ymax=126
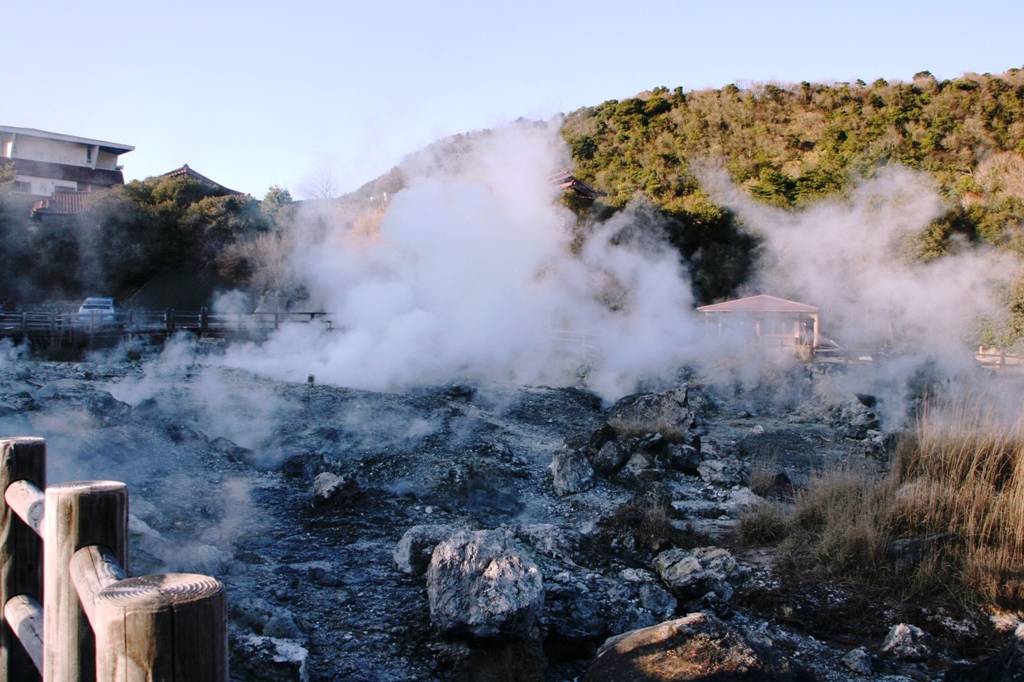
xmin=0 ymin=437 xmax=227 ymax=681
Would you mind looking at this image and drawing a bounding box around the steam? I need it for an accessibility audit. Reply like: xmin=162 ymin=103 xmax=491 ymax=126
xmin=211 ymin=121 xmax=1021 ymax=424
xmin=221 ymin=122 xmax=712 ymax=399
xmin=698 ymin=163 xmax=1019 ymax=354
xmin=698 ymin=162 xmax=1023 ymax=424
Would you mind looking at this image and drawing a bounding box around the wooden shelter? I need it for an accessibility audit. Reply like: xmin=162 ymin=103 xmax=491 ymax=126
xmin=697 ymin=294 xmax=820 ymax=351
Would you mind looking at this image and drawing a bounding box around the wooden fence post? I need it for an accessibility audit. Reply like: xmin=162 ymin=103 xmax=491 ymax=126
xmin=92 ymin=573 xmax=227 ymax=681
xmin=0 ymin=438 xmax=45 ymax=682
xmin=43 ymin=481 xmax=128 ymax=682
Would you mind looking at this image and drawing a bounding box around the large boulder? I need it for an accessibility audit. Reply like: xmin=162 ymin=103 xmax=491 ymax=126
xmin=583 ymin=612 xmax=809 ymax=681
xmin=589 ymin=439 xmax=630 ymax=476
xmin=426 ymin=529 xmax=544 ymax=640
xmin=549 ymin=447 xmax=596 ymax=496
xmin=653 ymin=546 xmax=748 ymax=601
xmin=607 ymin=388 xmax=695 ymax=441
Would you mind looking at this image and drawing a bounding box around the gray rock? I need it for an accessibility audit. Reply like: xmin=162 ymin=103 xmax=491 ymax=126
xmin=548 ymin=446 xmax=596 ymax=495
xmin=514 ymin=523 xmax=576 ymax=560
xmin=426 ymin=529 xmax=544 ymax=640
xmin=607 ymin=387 xmax=695 ymax=441
xmin=589 ymin=439 xmax=630 ymax=476
xmin=842 ymin=646 xmax=873 ymax=674
xmin=653 ymin=546 xmax=747 ymax=601
xmin=720 ymin=487 xmax=763 ymax=517
xmin=231 ymin=634 xmax=309 ymax=682
xmin=210 ymin=436 xmax=254 ymax=463
xmin=638 ymin=582 xmax=678 ymax=620
xmin=588 ymin=422 xmax=617 ymax=452
xmin=393 ymin=524 xmax=458 ymax=576
xmin=664 ymin=443 xmax=701 ymax=475
xmin=264 ymin=613 xmax=302 ymax=640
xmin=881 ymin=623 xmax=932 ymax=661
xmin=698 ymin=457 xmax=748 ymax=486
xmin=622 ymin=451 xmax=657 ymax=474
xmin=583 ymin=611 xmax=806 ymax=681
xmin=310 ymin=472 xmax=361 ymax=507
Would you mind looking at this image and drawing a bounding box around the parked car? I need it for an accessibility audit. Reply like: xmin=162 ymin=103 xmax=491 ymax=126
xmin=76 ymin=298 xmax=117 ymax=324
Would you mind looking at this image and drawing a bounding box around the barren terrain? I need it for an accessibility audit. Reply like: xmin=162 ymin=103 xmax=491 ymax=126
xmin=0 ymin=340 xmax=1015 ymax=681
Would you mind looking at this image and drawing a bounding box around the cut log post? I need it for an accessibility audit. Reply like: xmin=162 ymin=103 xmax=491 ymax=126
xmin=3 ymin=595 xmax=42 ymax=674
xmin=69 ymin=545 xmax=127 ymax=628
xmin=4 ymin=480 xmax=45 ymax=537
xmin=0 ymin=437 xmax=45 ymax=682
xmin=43 ymin=481 xmax=128 ymax=682
xmin=92 ymin=573 xmax=227 ymax=682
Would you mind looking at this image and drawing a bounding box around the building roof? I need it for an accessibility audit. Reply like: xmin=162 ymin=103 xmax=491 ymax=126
xmin=697 ymin=294 xmax=819 ymax=314
xmin=0 ymin=125 xmax=134 ymax=155
xmin=161 ymin=164 xmax=244 ymax=195
xmin=30 ymin=191 xmax=86 ymax=219
xmin=547 ymin=171 xmax=607 ymax=199
xmin=1 ymin=158 xmax=125 ymax=187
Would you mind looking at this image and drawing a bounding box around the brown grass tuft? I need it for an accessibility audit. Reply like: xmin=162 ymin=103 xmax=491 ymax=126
xmin=755 ymin=394 xmax=1024 ymax=608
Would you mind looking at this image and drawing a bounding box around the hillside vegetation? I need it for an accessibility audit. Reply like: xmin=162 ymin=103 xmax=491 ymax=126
xmin=561 ymin=69 xmax=1024 ymax=321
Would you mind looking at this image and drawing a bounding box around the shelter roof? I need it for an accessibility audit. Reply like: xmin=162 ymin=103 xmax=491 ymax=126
xmin=697 ymin=294 xmax=818 ymax=314
xmin=547 ymin=171 xmax=607 ymax=199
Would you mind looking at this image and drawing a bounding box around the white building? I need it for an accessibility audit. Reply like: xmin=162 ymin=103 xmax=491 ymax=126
xmin=0 ymin=125 xmax=134 ymax=197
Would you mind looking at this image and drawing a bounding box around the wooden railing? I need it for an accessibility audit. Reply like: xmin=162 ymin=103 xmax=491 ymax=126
xmin=0 ymin=308 xmax=331 ymax=334
xmin=0 ymin=438 xmax=227 ymax=681
xmin=0 ymin=308 xmax=333 ymax=348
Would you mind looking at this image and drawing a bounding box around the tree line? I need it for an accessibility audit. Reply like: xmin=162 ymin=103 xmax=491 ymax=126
xmin=560 ymin=67 xmax=1024 ymax=341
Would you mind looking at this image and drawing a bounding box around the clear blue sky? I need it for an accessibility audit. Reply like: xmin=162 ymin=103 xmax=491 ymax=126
xmin=3 ymin=0 xmax=1022 ymax=199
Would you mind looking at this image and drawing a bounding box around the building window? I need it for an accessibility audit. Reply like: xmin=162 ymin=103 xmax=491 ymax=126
xmin=86 ymin=147 xmax=92 ymax=163
xmin=54 ymin=185 xmax=76 ymax=193
xmin=11 ymin=181 xmax=31 ymax=193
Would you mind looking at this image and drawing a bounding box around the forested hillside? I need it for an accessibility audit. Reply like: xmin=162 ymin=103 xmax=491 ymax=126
xmin=561 ymin=68 xmax=1024 ymax=318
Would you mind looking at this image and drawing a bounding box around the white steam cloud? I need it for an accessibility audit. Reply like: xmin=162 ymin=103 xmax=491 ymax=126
xmin=217 ymin=122 xmax=1021 ymax=414
xmin=698 ymin=163 xmax=1019 ymax=355
xmin=222 ymin=122 xmax=710 ymax=399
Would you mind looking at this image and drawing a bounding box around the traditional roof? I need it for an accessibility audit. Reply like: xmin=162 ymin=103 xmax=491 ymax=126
xmin=697 ymin=294 xmax=818 ymax=314
xmin=0 ymin=125 xmax=134 ymax=155
xmin=161 ymin=164 xmax=244 ymax=195
xmin=30 ymin=191 xmax=86 ymax=219
xmin=547 ymin=171 xmax=607 ymax=199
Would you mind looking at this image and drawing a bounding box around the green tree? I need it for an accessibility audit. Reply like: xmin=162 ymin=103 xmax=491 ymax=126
xmin=262 ymin=185 xmax=293 ymax=217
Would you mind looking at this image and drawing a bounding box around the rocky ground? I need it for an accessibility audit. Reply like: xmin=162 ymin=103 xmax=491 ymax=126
xmin=0 ymin=339 xmax=1020 ymax=681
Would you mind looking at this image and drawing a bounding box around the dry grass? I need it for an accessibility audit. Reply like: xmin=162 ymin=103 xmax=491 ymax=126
xmin=738 ymin=501 xmax=788 ymax=545
xmin=746 ymin=394 xmax=1024 ymax=608
xmin=748 ymin=454 xmax=780 ymax=498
